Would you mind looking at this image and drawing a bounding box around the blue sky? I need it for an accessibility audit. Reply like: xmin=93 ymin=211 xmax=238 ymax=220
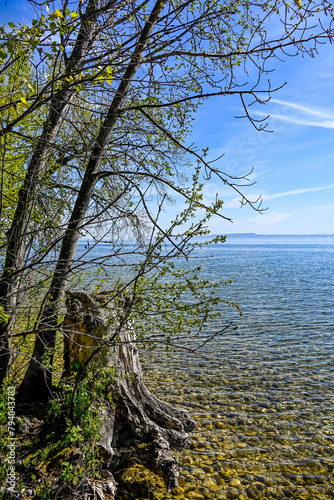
xmin=1 ymin=1 xmax=334 ymax=235
xmin=188 ymin=43 xmax=334 ymax=235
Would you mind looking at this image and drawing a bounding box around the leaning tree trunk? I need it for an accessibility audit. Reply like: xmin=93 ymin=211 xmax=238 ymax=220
xmin=63 ymin=290 xmax=196 ymax=497
xmin=18 ymin=0 xmax=169 ymax=401
xmin=0 ymin=0 xmax=105 ymax=388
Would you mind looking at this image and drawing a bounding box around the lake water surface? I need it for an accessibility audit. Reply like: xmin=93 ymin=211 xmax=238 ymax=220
xmin=79 ymin=237 xmax=334 ymax=499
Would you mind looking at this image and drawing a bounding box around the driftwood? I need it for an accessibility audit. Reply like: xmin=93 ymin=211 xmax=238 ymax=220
xmin=63 ymin=291 xmax=196 ymax=498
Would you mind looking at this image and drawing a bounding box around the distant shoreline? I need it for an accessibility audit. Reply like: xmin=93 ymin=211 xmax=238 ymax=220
xmin=223 ymin=233 xmax=334 ymax=238
xmin=78 ymin=233 xmax=334 ymax=244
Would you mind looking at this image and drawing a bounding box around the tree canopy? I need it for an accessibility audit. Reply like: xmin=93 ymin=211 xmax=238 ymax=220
xmin=0 ymin=0 xmax=333 ymax=392
xmin=0 ymin=0 xmax=334 ymax=494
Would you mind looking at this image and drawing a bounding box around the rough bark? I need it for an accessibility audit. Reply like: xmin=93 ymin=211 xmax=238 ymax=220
xmin=18 ymin=0 xmax=168 ymax=400
xmin=0 ymin=92 xmax=71 ymax=386
xmin=0 ymin=0 xmax=104 ymax=387
xmin=63 ymin=290 xmax=196 ymax=497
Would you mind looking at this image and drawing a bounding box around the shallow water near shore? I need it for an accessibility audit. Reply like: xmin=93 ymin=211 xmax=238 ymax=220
xmin=141 ymin=239 xmax=334 ymax=499
xmin=79 ymin=237 xmax=334 ymax=499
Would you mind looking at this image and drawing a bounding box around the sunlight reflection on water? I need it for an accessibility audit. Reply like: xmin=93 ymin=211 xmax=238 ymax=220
xmin=140 ymin=242 xmax=334 ymax=499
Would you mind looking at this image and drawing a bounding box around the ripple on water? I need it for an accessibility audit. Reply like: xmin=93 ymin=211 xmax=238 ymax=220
xmin=115 ymin=242 xmax=334 ymax=499
xmin=141 ymin=334 xmax=334 ymax=500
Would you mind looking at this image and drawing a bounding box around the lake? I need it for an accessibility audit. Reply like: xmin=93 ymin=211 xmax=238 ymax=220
xmin=77 ymin=236 xmax=334 ymax=499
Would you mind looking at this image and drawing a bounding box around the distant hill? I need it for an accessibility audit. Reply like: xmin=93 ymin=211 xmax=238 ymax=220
xmin=224 ymin=233 xmax=334 ymax=238
xmin=77 ymin=233 xmax=334 ymax=244
xmin=192 ymin=233 xmax=334 ymax=243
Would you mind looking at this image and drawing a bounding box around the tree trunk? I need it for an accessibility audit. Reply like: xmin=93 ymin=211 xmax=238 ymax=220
xmin=63 ymin=290 xmax=196 ymax=497
xmin=0 ymin=93 xmax=71 ymax=386
xmin=18 ymin=0 xmax=168 ymax=401
xmin=0 ymin=0 xmax=103 ymax=387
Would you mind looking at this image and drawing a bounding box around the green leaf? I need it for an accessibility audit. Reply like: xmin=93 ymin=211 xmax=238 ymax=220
xmin=8 ymin=22 xmax=15 ymax=29
xmin=20 ymin=97 xmax=28 ymax=105
xmin=0 ymin=49 xmax=7 ymax=60
xmin=71 ymin=11 xmax=78 ymax=18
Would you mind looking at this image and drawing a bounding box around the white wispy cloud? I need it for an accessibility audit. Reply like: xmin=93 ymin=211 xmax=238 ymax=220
xmin=270 ymin=99 xmax=334 ymax=119
xmin=312 ymin=204 xmax=334 ymax=211
xmin=208 ymin=211 xmax=296 ymax=234
xmin=263 ymin=113 xmax=334 ymax=129
xmin=223 ymin=197 xmax=245 ymax=209
xmin=222 ymin=184 xmax=334 ymax=208
xmin=247 ymin=211 xmax=294 ymax=225
xmin=263 ymin=184 xmax=334 ymax=200
xmin=255 ymin=99 xmax=334 ymax=129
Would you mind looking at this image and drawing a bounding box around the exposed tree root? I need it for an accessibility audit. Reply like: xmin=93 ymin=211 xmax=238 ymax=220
xmin=62 ymin=290 xmax=196 ymax=498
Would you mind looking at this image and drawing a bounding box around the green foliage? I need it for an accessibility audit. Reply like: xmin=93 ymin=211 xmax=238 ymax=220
xmin=60 ymin=461 xmax=84 ymax=485
xmin=47 ymin=362 xmax=116 ymax=451
xmin=33 ymin=486 xmax=52 ymax=500
xmin=131 ymin=257 xmax=240 ymax=349
xmin=0 ymin=3 xmax=333 ymax=497
xmin=1 ymin=0 xmax=333 ymax=409
xmin=0 ymin=306 xmax=10 ymax=324
xmin=13 ymin=364 xmax=116 ymax=489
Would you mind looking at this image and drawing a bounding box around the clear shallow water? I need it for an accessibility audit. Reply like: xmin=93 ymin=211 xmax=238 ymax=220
xmin=77 ymin=239 xmax=334 ymax=499
xmin=140 ymin=241 xmax=334 ymax=499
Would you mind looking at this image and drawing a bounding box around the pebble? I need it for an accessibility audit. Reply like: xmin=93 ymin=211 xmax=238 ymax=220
xmin=186 ymin=492 xmax=205 ymax=500
xmin=246 ymin=487 xmax=263 ymax=499
xmin=172 ymin=487 xmax=185 ymax=495
xmin=135 ymin=358 xmax=334 ymax=500
xmin=216 ymin=477 xmax=225 ymax=486
xmin=215 ymin=422 xmax=226 ymax=429
xmin=226 ymin=487 xmax=239 ymax=499
xmin=202 ymin=466 xmax=214 ymax=473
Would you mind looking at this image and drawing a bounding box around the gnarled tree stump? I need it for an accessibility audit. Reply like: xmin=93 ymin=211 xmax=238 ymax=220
xmin=63 ymin=290 xmax=196 ymax=498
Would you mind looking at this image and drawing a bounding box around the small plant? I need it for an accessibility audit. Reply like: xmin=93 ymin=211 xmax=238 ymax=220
xmin=35 ymin=485 xmax=52 ymax=500
xmin=0 ymin=305 xmax=10 ymax=324
xmin=42 ymin=361 xmax=116 ymax=481
xmin=60 ymin=462 xmax=84 ymax=486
